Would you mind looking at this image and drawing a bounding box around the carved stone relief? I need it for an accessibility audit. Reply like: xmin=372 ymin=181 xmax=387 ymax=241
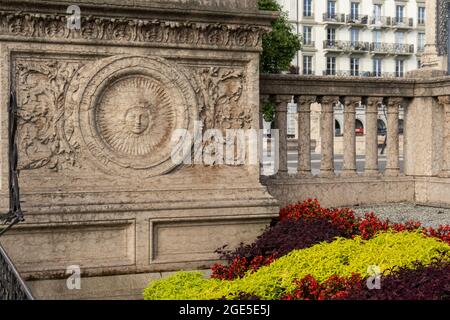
xmin=0 ymin=11 xmax=268 ymax=50
xmin=15 ymin=54 xmax=252 ymax=176
xmin=15 ymin=59 xmax=85 ymax=171
xmin=70 ymin=55 xmax=198 ymax=177
xmin=191 ymin=66 xmax=250 ymax=131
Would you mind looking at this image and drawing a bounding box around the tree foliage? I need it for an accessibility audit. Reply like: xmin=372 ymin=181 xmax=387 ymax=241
xmin=258 ymin=0 xmax=302 ymax=74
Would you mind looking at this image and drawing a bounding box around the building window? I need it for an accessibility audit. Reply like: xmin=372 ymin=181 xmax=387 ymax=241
xmin=303 ymin=0 xmax=312 ymax=17
xmin=350 ymin=2 xmax=359 ymax=20
xmin=373 ymin=4 xmax=382 ymax=21
xmin=303 ymin=26 xmax=312 ymax=45
xmin=396 ymin=5 xmax=404 ymax=23
xmin=326 ymin=56 xmax=336 ymax=75
xmin=373 ymin=30 xmax=382 ymax=49
xmin=395 ymin=32 xmax=405 ymax=44
xmin=327 ymin=27 xmax=336 ymax=45
xmin=350 ymin=57 xmax=360 ymax=76
xmin=418 ymin=7 xmax=425 ymax=25
xmin=373 ymin=58 xmax=382 ymax=77
xmin=303 ymin=55 xmax=313 ymax=75
xmin=418 ymin=32 xmax=425 ymax=51
xmin=395 ymin=59 xmax=404 ymax=77
xmin=350 ymin=28 xmax=359 ymax=45
xmin=327 ymin=1 xmax=336 ymax=17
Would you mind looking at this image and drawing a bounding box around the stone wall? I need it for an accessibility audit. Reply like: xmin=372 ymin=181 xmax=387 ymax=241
xmin=0 ymin=1 xmax=278 ymax=299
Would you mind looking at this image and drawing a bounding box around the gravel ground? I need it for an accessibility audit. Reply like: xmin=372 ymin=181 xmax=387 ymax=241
xmin=351 ymin=203 xmax=450 ymax=228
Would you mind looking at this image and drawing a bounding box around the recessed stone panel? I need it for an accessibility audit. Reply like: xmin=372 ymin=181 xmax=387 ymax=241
xmin=150 ymin=218 xmax=269 ymax=263
xmin=0 ymin=220 xmax=136 ymax=272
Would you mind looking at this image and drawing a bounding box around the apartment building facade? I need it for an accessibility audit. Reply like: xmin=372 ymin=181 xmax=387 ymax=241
xmin=277 ymin=0 xmax=426 ymax=77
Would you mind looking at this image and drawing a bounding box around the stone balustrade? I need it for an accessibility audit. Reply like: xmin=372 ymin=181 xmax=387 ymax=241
xmin=260 ymin=74 xmax=450 ymax=208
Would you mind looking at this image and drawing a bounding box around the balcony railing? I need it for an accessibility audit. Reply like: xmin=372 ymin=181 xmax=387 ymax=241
xmin=322 ymin=13 xmax=346 ymax=23
xmin=323 ymin=40 xmax=369 ymax=52
xmin=322 ymin=70 xmax=402 ymax=78
xmin=369 ymin=16 xmax=392 ymax=27
xmin=392 ymin=17 xmax=414 ymax=28
xmin=370 ymin=42 xmax=415 ymax=54
xmin=392 ymin=43 xmax=415 ymax=55
xmin=302 ymin=40 xmax=315 ymax=47
xmin=346 ymin=14 xmax=368 ymax=25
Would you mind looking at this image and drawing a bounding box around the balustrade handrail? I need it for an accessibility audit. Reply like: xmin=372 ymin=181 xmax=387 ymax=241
xmin=259 ymin=73 xmax=450 ymax=98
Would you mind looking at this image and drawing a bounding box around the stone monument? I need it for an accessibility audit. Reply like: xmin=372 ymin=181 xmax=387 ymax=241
xmin=0 ymin=0 xmax=279 ymax=299
xmin=419 ymin=0 xmax=449 ymax=76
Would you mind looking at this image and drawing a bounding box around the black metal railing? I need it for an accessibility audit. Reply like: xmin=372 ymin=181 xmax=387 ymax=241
xmin=0 ymin=242 xmax=34 ymax=300
xmin=0 ymin=90 xmax=34 ymax=300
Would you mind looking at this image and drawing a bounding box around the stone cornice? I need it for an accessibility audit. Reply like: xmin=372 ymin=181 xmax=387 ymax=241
xmin=0 ymin=9 xmax=272 ymax=51
xmin=8 ymin=0 xmax=260 ymax=13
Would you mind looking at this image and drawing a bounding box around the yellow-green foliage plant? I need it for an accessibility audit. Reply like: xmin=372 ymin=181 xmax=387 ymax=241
xmin=143 ymin=231 xmax=450 ymax=300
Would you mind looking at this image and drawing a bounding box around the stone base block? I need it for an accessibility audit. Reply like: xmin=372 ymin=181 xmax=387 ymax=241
xmin=265 ymin=176 xmax=415 ymax=208
xmin=415 ymin=177 xmax=450 ymax=208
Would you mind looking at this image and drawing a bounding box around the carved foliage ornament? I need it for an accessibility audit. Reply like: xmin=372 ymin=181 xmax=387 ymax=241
xmin=16 ymin=59 xmax=85 ymax=171
xmin=0 ymin=11 xmax=269 ymax=50
xmin=191 ymin=67 xmax=249 ymax=131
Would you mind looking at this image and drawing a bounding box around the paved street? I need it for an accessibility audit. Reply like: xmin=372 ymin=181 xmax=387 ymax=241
xmin=262 ymin=151 xmax=405 ymax=176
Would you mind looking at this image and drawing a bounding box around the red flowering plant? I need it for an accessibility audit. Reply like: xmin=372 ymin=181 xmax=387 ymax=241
xmin=281 ymin=274 xmax=362 ymax=300
xmin=211 ymin=199 xmax=450 ymax=281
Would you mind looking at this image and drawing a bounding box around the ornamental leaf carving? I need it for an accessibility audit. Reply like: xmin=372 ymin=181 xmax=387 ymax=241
xmin=15 ymin=60 xmax=84 ymax=171
xmin=192 ymin=66 xmax=251 ymax=131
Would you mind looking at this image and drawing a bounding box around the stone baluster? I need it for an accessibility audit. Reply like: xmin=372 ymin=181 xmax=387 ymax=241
xmin=365 ymin=97 xmax=383 ymax=176
xmin=274 ymin=95 xmax=292 ymax=176
xmin=438 ymin=96 xmax=450 ymax=177
xmin=296 ymin=95 xmax=316 ymax=177
xmin=342 ymin=96 xmax=360 ymax=176
xmin=320 ymin=96 xmax=339 ymax=177
xmin=385 ymin=97 xmax=402 ymax=176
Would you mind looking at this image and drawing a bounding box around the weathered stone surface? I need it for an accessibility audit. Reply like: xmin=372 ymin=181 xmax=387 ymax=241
xmin=0 ymin=0 xmax=277 ymax=300
xmin=265 ymin=176 xmax=415 ymax=208
xmin=16 ymin=0 xmax=259 ymax=11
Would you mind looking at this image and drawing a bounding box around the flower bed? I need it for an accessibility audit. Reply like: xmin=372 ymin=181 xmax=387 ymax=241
xmin=143 ymin=200 xmax=450 ymax=300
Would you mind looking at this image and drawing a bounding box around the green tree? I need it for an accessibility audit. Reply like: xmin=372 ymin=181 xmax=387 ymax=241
xmin=258 ymin=0 xmax=302 ymax=74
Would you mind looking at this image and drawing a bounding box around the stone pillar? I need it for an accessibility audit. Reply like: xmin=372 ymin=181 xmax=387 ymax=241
xmin=320 ymin=96 xmax=339 ymax=177
xmin=415 ymin=0 xmax=448 ymax=75
xmin=296 ymin=95 xmax=316 ymax=177
xmin=342 ymin=96 xmax=360 ymax=177
xmin=275 ymin=95 xmax=292 ymax=176
xmin=365 ymin=97 xmax=383 ymax=176
xmin=385 ymin=97 xmax=402 ymax=176
xmin=438 ymin=96 xmax=450 ymax=177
